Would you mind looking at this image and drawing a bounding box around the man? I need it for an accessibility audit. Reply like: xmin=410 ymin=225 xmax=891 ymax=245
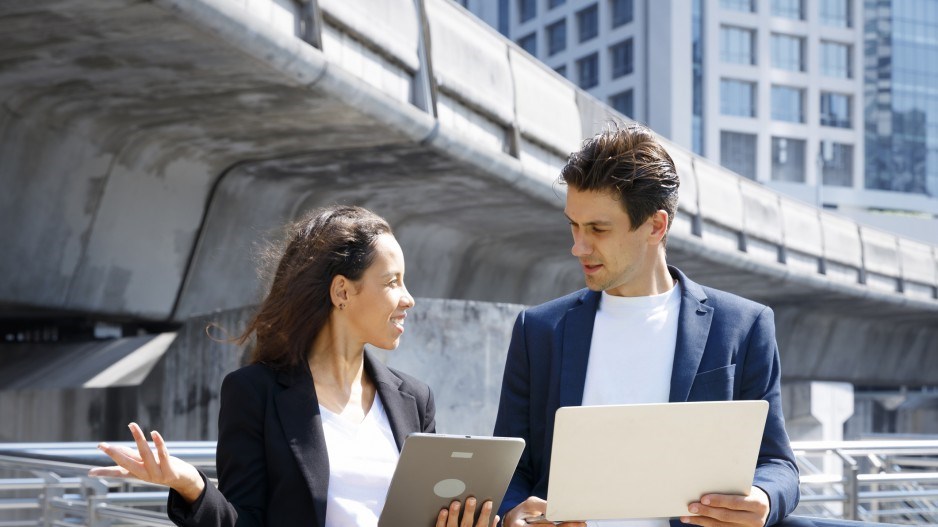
xmin=493 ymin=123 xmax=799 ymax=527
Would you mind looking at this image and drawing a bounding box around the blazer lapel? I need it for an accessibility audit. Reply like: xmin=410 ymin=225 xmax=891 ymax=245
xmin=669 ymin=267 xmax=713 ymax=402
xmin=559 ymin=290 xmax=601 ymax=408
xmin=365 ymin=350 xmax=419 ymax=451
xmin=274 ymin=366 xmax=329 ymax=527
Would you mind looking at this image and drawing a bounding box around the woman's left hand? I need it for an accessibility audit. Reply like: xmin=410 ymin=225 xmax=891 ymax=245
xmin=437 ymin=497 xmax=500 ymax=527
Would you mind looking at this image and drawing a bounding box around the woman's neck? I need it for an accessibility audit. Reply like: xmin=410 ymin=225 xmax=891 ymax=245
xmin=308 ymin=318 xmax=374 ymax=420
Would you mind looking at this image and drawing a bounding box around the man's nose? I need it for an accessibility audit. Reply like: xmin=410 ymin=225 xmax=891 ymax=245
xmin=571 ymin=233 xmax=590 ymax=257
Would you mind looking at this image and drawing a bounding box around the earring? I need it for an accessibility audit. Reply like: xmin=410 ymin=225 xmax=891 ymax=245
xmin=339 ymin=303 xmax=345 ymax=310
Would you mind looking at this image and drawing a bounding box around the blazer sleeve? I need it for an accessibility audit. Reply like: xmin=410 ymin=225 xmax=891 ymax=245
xmin=739 ymin=307 xmax=800 ymax=526
xmin=167 ymin=370 xmax=268 ymax=527
xmin=422 ymin=383 xmax=437 ymax=433
xmin=493 ymin=311 xmax=535 ymax=517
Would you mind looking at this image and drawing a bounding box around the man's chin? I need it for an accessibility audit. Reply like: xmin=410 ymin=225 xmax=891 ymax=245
xmin=583 ymin=276 xmax=605 ymax=291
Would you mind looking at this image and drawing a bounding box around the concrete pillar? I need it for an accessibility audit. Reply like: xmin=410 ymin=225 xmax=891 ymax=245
xmin=783 ymin=381 xmax=855 ymax=473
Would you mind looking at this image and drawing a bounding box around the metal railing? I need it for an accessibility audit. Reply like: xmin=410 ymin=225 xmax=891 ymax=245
xmin=791 ymin=440 xmax=938 ymax=525
xmin=1 ymin=440 xmax=936 ymax=526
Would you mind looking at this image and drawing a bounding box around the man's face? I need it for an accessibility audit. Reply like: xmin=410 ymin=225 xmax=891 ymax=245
xmin=564 ymin=187 xmax=662 ymax=297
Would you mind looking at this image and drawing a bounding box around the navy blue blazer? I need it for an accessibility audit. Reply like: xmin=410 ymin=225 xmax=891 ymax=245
xmin=166 ymin=351 xmax=436 ymax=527
xmin=493 ymin=267 xmax=799 ymax=527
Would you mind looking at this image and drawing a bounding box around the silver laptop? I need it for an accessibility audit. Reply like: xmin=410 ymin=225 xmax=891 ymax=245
xmin=379 ymin=433 xmax=525 ymax=527
xmin=542 ymin=400 xmax=769 ymax=521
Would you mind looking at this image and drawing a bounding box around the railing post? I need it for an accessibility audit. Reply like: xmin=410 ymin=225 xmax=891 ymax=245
xmin=36 ymin=472 xmax=64 ymax=527
xmin=83 ymin=476 xmax=112 ymax=527
xmin=834 ymin=449 xmax=860 ymax=521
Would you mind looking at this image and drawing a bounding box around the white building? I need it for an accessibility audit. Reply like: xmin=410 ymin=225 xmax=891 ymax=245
xmin=457 ymin=0 xmax=938 ymax=244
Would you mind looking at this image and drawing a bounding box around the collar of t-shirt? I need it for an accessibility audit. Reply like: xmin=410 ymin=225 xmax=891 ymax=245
xmin=581 ymin=282 xmax=682 ymax=407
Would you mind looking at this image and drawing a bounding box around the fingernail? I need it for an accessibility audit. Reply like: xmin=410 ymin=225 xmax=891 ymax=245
xmin=681 ymin=517 xmax=690 ymax=523
xmin=98 ymin=442 xmax=109 ymax=450
xmin=701 ymin=497 xmax=710 ymax=505
xmin=689 ymin=505 xmax=698 ymax=513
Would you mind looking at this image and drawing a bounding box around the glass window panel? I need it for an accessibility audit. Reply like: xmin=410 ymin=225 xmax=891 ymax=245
xmin=771 ymin=34 xmax=805 ymax=72
xmin=611 ymin=0 xmax=634 ymax=28
xmin=820 ymin=41 xmax=851 ymax=78
xmin=721 ymin=0 xmax=756 ymax=13
xmin=577 ymin=53 xmax=599 ymax=89
xmin=721 ymin=131 xmax=758 ymax=180
xmin=554 ymin=64 xmax=567 ymax=78
xmin=549 ymin=0 xmax=566 ymax=8
xmin=772 ymin=0 xmax=804 ymax=20
xmin=610 ymin=89 xmax=634 ymax=117
xmin=610 ymin=39 xmax=634 ymax=78
xmin=771 ymin=137 xmax=806 ymax=182
xmin=772 ymin=86 xmax=805 ymax=123
xmin=820 ymin=92 xmax=851 ymax=128
xmin=519 ymin=0 xmax=536 ymax=22
xmin=720 ymin=26 xmax=756 ymax=65
xmin=819 ymin=0 xmax=851 ymax=27
xmin=547 ymin=19 xmax=566 ymax=56
xmin=577 ymin=4 xmax=599 ymax=42
xmin=821 ymin=142 xmax=854 ymax=186
xmin=720 ymin=79 xmax=756 ymax=117
xmin=518 ymin=33 xmax=537 ymax=55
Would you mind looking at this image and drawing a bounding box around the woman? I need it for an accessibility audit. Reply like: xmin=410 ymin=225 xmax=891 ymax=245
xmin=90 ymin=206 xmax=498 ymax=527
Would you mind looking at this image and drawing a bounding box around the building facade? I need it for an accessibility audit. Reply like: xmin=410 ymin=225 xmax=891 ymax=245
xmin=457 ymin=0 xmax=938 ymax=243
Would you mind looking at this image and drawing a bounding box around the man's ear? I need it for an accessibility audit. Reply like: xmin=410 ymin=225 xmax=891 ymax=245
xmin=330 ymin=275 xmax=350 ymax=309
xmin=649 ymin=210 xmax=669 ymax=244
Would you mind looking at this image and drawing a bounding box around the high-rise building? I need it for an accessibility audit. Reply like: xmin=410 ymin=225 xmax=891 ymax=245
xmin=457 ymin=0 xmax=938 ymax=243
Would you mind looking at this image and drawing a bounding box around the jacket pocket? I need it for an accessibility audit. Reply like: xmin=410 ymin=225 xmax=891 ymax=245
xmin=688 ymin=364 xmax=736 ymax=401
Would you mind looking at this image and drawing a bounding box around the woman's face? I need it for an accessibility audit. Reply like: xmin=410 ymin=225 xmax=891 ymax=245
xmin=346 ymin=233 xmax=415 ymax=350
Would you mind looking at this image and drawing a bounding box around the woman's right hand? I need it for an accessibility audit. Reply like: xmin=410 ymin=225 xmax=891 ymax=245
xmin=88 ymin=422 xmax=206 ymax=503
xmin=436 ymin=497 xmax=500 ymax=527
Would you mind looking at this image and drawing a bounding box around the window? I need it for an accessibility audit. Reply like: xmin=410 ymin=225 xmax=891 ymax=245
xmin=518 ymin=33 xmax=537 ymax=56
xmin=821 ymin=142 xmax=853 ymax=186
xmin=771 ymin=137 xmax=806 ymax=182
xmin=577 ymin=53 xmax=599 ymax=89
xmin=771 ymin=34 xmax=805 ymax=72
xmin=721 ymin=79 xmax=756 ymax=117
xmin=721 ymin=26 xmax=756 ymax=65
xmin=820 ymin=41 xmax=851 ymax=78
xmin=549 ymin=0 xmax=566 ymax=8
xmin=819 ymin=0 xmax=851 ymax=27
xmin=577 ymin=4 xmax=599 ymax=42
xmin=721 ymin=0 xmax=755 ymax=13
xmin=771 ymin=0 xmax=804 ymax=20
xmin=547 ymin=19 xmax=566 ymax=56
xmin=498 ymin=0 xmax=509 ymax=35
xmin=820 ymin=92 xmax=851 ymax=128
xmin=720 ymin=131 xmax=758 ymax=180
xmin=610 ymin=39 xmax=634 ymax=78
xmin=554 ymin=65 xmax=567 ymax=78
xmin=771 ymin=85 xmax=805 ymax=123
xmin=611 ymin=0 xmax=634 ymax=28
xmin=519 ymin=0 xmax=536 ymax=22
xmin=610 ymin=90 xmax=634 ymax=117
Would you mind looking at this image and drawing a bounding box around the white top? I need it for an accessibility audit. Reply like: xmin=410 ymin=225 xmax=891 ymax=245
xmin=581 ymin=282 xmax=682 ymax=527
xmin=320 ymin=396 xmax=399 ymax=527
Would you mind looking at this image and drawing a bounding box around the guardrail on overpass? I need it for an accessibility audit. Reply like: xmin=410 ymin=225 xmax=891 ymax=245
xmin=2 ymin=441 xmax=933 ymax=526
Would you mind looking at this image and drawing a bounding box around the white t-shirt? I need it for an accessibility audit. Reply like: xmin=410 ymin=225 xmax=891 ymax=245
xmin=320 ymin=396 xmax=399 ymax=527
xmin=581 ymin=282 xmax=682 ymax=527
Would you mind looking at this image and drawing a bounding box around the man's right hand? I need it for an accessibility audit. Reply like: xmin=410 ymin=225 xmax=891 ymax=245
xmin=503 ymin=497 xmax=586 ymax=527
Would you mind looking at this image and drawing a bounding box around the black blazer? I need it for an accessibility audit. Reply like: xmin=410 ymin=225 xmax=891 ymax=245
xmin=167 ymin=350 xmax=436 ymax=527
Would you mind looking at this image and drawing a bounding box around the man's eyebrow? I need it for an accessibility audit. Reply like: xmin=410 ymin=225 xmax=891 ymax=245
xmin=563 ymin=213 xmax=612 ymax=226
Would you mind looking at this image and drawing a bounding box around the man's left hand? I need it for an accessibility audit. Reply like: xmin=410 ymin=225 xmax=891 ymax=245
xmin=680 ymin=486 xmax=770 ymax=527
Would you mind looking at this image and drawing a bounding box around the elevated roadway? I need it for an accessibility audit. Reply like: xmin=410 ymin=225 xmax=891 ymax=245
xmin=1 ymin=0 xmax=936 ymax=385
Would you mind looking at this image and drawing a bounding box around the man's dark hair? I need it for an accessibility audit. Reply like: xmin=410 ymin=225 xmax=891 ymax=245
xmin=560 ymin=122 xmax=680 ymax=234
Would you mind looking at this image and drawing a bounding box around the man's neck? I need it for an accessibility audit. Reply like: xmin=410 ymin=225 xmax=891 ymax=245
xmin=605 ymin=257 xmax=674 ymax=297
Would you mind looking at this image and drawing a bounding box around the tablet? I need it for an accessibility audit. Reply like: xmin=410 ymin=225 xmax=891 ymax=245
xmin=379 ymin=433 xmax=525 ymax=527
xmin=544 ymin=400 xmax=769 ymax=521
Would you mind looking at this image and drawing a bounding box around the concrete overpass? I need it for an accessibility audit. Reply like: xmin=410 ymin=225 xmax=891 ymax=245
xmin=1 ymin=0 xmax=937 ymax=397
